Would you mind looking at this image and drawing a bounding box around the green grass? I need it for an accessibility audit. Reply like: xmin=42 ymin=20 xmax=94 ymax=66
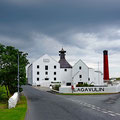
xmin=0 ymin=95 xmax=27 ymax=120
xmin=57 ymin=93 xmax=120 ymax=95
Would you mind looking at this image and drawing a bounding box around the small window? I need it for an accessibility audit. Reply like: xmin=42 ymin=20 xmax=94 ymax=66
xmin=45 ymin=78 xmax=49 ymax=80
xmin=88 ymin=78 xmax=90 ymax=81
xmin=37 ymin=78 xmax=39 ymax=81
xmin=37 ymin=72 xmax=39 ymax=75
xmin=54 ymin=65 xmax=56 ymax=69
xmin=45 ymin=65 xmax=48 ymax=70
xmin=45 ymin=72 xmax=48 ymax=75
xmin=79 ymin=75 xmax=82 ymax=78
xmin=54 ymin=77 xmax=56 ymax=81
xmin=54 ymin=72 xmax=56 ymax=75
xmin=79 ymin=66 xmax=82 ymax=70
xmin=37 ymin=65 xmax=39 ymax=68
xmin=66 ymin=83 xmax=71 ymax=86
xmin=64 ymin=69 xmax=67 ymax=71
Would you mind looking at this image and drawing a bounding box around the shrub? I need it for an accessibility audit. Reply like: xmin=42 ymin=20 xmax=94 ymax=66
xmin=52 ymin=84 xmax=61 ymax=91
xmin=0 ymin=86 xmax=8 ymax=101
xmin=76 ymin=83 xmax=94 ymax=87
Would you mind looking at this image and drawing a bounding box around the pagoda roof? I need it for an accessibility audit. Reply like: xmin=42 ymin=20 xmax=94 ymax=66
xmin=59 ymin=59 xmax=72 ymax=68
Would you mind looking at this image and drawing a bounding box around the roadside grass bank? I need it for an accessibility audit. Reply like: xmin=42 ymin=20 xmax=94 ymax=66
xmin=0 ymin=95 xmax=27 ymax=120
xmin=57 ymin=93 xmax=120 ymax=95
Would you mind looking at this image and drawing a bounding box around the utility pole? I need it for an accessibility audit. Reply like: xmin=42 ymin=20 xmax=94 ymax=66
xmin=18 ymin=52 xmax=20 ymax=94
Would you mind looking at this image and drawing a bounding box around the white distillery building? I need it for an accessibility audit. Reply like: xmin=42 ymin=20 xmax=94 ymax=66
xmin=27 ymin=48 xmax=104 ymax=87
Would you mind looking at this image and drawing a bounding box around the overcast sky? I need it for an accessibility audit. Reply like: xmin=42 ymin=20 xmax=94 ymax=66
xmin=0 ymin=0 xmax=120 ymax=77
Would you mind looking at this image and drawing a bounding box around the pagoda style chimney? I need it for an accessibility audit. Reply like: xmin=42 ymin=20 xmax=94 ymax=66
xmin=59 ymin=48 xmax=66 ymax=59
xmin=59 ymin=48 xmax=72 ymax=68
xmin=103 ymin=50 xmax=109 ymax=82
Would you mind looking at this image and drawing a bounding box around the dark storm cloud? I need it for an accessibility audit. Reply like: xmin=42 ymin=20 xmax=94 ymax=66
xmin=1 ymin=0 xmax=120 ymax=77
xmin=0 ymin=0 xmax=120 ymax=48
xmin=0 ymin=0 xmax=120 ymax=45
xmin=1 ymin=0 xmax=120 ymax=34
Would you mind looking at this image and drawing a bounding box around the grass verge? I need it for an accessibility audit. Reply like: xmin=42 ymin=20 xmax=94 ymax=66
xmin=57 ymin=93 xmax=120 ymax=95
xmin=0 ymin=95 xmax=27 ymax=120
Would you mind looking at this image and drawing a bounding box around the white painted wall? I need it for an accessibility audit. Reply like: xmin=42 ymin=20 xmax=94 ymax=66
xmin=32 ymin=54 xmax=61 ymax=87
xmin=94 ymin=71 xmax=104 ymax=85
xmin=8 ymin=92 xmax=19 ymax=109
xmin=88 ymin=69 xmax=104 ymax=85
xmin=27 ymin=64 xmax=33 ymax=85
xmin=60 ymin=68 xmax=72 ymax=86
xmin=27 ymin=54 xmax=73 ymax=87
xmin=88 ymin=68 xmax=95 ymax=85
xmin=59 ymin=85 xmax=120 ymax=93
xmin=27 ymin=55 xmax=104 ymax=87
xmin=72 ymin=59 xmax=89 ymax=85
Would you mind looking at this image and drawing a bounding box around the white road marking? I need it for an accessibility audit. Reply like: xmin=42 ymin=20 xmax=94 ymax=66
xmin=102 ymin=111 xmax=108 ymax=114
xmin=108 ymin=111 xmax=114 ymax=113
xmin=67 ymin=98 xmax=120 ymax=117
xmin=109 ymin=114 xmax=116 ymax=116
xmin=115 ymin=113 xmax=120 ymax=116
xmin=91 ymin=107 xmax=96 ymax=110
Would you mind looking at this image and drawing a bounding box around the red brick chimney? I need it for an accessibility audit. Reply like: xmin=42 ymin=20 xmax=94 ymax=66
xmin=103 ymin=50 xmax=109 ymax=82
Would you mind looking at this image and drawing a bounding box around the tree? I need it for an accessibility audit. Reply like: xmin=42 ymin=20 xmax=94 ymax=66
xmin=0 ymin=43 xmax=29 ymax=98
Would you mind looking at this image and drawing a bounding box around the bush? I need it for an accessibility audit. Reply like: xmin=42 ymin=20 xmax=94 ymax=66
xmin=76 ymin=83 xmax=94 ymax=87
xmin=52 ymin=84 xmax=61 ymax=91
xmin=0 ymin=86 xmax=8 ymax=102
xmin=116 ymin=77 xmax=120 ymax=81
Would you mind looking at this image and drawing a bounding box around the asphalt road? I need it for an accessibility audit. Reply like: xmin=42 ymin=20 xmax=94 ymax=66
xmin=23 ymin=85 xmax=120 ymax=120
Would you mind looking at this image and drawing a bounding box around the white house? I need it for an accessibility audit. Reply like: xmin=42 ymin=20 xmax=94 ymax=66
xmin=27 ymin=54 xmax=61 ymax=87
xmin=72 ymin=59 xmax=89 ymax=86
xmin=72 ymin=60 xmax=104 ymax=87
xmin=27 ymin=48 xmax=104 ymax=87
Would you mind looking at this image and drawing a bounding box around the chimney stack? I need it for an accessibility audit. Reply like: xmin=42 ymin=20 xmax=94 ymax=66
xmin=103 ymin=50 xmax=109 ymax=82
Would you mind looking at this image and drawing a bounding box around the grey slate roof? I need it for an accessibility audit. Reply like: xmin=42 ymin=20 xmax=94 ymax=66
xmin=59 ymin=59 xmax=72 ymax=68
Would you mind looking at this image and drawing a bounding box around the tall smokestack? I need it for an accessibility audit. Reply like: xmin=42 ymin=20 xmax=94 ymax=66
xmin=103 ymin=50 xmax=109 ymax=82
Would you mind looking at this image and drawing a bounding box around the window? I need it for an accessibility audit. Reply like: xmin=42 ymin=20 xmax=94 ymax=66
xmin=64 ymin=69 xmax=67 ymax=71
xmin=88 ymin=78 xmax=90 ymax=81
xmin=37 ymin=72 xmax=39 ymax=75
xmin=54 ymin=72 xmax=56 ymax=75
xmin=54 ymin=77 xmax=56 ymax=81
xmin=45 ymin=72 xmax=48 ymax=75
xmin=66 ymin=83 xmax=71 ymax=86
xmin=45 ymin=78 xmax=49 ymax=80
xmin=54 ymin=65 xmax=56 ymax=69
xmin=79 ymin=75 xmax=82 ymax=78
xmin=37 ymin=78 xmax=39 ymax=81
xmin=37 ymin=65 xmax=39 ymax=68
xmin=45 ymin=65 xmax=48 ymax=70
xmin=79 ymin=66 xmax=82 ymax=70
